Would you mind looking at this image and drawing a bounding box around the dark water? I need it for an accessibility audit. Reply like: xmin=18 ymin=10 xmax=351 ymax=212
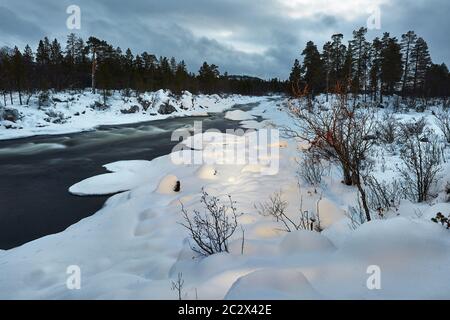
xmin=0 ymin=106 xmax=258 ymax=250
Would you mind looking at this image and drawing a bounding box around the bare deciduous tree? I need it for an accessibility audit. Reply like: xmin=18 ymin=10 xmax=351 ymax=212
xmin=286 ymin=83 xmax=377 ymax=221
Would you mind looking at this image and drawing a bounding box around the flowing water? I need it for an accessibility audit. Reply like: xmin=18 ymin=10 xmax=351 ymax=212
xmin=0 ymin=105 xmax=258 ymax=249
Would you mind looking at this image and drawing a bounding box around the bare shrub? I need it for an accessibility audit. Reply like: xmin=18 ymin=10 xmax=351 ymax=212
xmin=298 ymin=154 xmax=325 ymax=187
xmin=398 ymin=117 xmax=427 ymax=142
xmin=286 ymin=83 xmax=377 ymax=221
xmin=256 ymin=191 xmax=322 ymax=232
xmin=397 ymin=132 xmax=443 ymax=203
xmin=171 ymin=272 xmax=185 ymax=300
xmin=377 ymin=113 xmax=399 ymax=144
xmin=433 ymin=111 xmax=450 ymax=143
xmin=364 ymin=176 xmax=401 ymax=218
xmin=180 ymin=189 xmax=240 ymax=256
xmin=347 ymin=198 xmax=367 ymax=230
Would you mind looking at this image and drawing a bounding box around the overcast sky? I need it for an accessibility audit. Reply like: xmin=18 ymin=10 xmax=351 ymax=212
xmin=0 ymin=0 xmax=448 ymax=79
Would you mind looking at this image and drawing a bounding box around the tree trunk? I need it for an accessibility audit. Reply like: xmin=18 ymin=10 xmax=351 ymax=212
xmin=343 ymin=166 xmax=353 ymax=186
xmin=91 ymin=51 xmax=97 ymax=94
xmin=18 ymin=86 xmax=22 ymax=105
xmin=356 ymin=178 xmax=372 ymax=222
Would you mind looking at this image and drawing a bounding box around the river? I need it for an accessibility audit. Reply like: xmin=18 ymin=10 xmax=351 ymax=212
xmin=0 ymin=104 xmax=259 ymax=249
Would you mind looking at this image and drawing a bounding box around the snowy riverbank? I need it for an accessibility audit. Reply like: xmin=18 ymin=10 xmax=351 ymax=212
xmin=0 ymin=90 xmax=267 ymax=140
xmin=1 ymin=96 xmax=450 ymax=299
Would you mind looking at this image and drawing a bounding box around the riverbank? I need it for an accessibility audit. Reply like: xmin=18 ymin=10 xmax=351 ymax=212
xmin=1 ymin=95 xmax=449 ymax=299
xmin=0 ymin=89 xmax=268 ymax=141
xmin=0 ymin=102 xmax=265 ymax=249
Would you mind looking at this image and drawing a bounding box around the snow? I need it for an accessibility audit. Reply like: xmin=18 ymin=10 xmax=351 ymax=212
xmin=196 ymin=165 xmax=218 ymax=180
xmin=1 ymin=94 xmax=450 ymax=299
xmin=69 ymin=160 xmax=155 ymax=196
xmin=224 ymin=110 xmax=256 ymax=121
xmin=156 ymin=175 xmax=180 ymax=194
xmin=225 ymin=269 xmax=322 ymax=300
xmin=0 ymin=90 xmax=265 ymax=141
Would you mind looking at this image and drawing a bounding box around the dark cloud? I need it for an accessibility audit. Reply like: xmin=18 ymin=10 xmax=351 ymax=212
xmin=0 ymin=0 xmax=448 ymax=79
xmin=0 ymin=6 xmax=45 ymax=46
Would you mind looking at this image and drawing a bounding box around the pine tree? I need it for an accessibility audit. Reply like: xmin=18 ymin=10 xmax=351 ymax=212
xmin=301 ymin=41 xmax=323 ymax=95
xmin=424 ymin=63 xmax=449 ymax=97
xmin=342 ymin=42 xmax=354 ymax=90
xmin=22 ymin=45 xmax=35 ymax=103
xmin=174 ymin=60 xmax=189 ymax=94
xmin=380 ymin=33 xmax=403 ymax=100
xmin=350 ymin=27 xmax=370 ymax=95
xmin=321 ymin=41 xmax=332 ymax=101
xmin=86 ymin=37 xmax=108 ymax=93
xmin=330 ymin=33 xmax=347 ymax=88
xmin=410 ymin=37 xmax=431 ymax=95
xmin=369 ymin=37 xmax=383 ymax=101
xmin=198 ymin=62 xmax=220 ymax=94
xmin=401 ymin=31 xmax=417 ymax=95
xmin=289 ymin=59 xmax=302 ymax=91
xmin=12 ymin=47 xmax=24 ymax=105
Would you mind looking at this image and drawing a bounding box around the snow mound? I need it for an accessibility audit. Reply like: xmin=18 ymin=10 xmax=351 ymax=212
xmin=69 ymin=160 xmax=153 ymax=196
xmin=279 ymin=230 xmax=336 ymax=254
xmin=225 ymin=110 xmax=255 ymax=121
xmin=313 ymin=217 xmax=450 ymax=299
xmin=225 ymin=269 xmax=322 ymax=300
xmin=69 ymin=171 xmax=140 ymax=196
xmin=317 ymin=198 xmax=346 ymax=228
xmin=156 ymin=175 xmax=180 ymax=194
xmin=196 ymin=165 xmax=218 ymax=180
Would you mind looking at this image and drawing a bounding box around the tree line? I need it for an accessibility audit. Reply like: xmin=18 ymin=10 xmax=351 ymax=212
xmin=0 ymin=34 xmax=286 ymax=106
xmin=290 ymin=27 xmax=450 ymax=101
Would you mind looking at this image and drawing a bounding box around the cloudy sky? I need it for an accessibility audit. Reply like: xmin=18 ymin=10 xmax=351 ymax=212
xmin=0 ymin=0 xmax=448 ymax=79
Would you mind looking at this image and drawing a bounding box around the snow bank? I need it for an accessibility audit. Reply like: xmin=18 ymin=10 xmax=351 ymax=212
xmin=0 ymin=90 xmax=265 ymax=140
xmin=225 ymin=269 xmax=322 ymax=300
xmin=224 ymin=110 xmax=256 ymax=121
xmin=156 ymin=175 xmax=180 ymax=194
xmin=69 ymin=160 xmax=155 ymax=196
xmin=2 ymin=96 xmax=450 ymax=300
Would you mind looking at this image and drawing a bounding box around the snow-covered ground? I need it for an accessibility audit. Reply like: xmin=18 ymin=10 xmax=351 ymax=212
xmin=0 ymin=90 xmax=265 ymax=140
xmin=1 ymin=95 xmax=450 ymax=299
